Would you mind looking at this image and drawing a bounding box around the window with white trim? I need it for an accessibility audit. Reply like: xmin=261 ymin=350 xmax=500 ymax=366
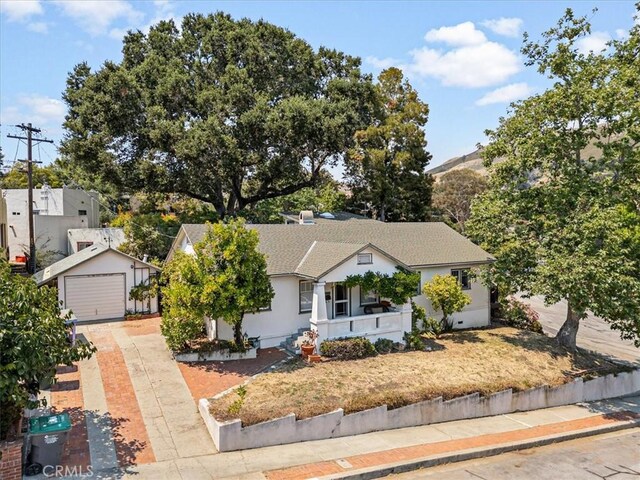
xmin=299 ymin=281 xmax=314 ymax=313
xmin=451 ymin=269 xmax=471 ymax=290
xmin=360 ymin=288 xmax=379 ymax=306
xmin=357 ymin=253 xmax=373 ymax=264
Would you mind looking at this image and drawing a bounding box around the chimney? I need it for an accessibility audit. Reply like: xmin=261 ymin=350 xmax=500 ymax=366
xmin=142 ymin=254 xmax=149 ymax=263
xmin=299 ymin=210 xmax=314 ymax=225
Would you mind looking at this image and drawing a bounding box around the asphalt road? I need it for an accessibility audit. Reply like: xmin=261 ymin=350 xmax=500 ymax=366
xmin=517 ymin=295 xmax=639 ymax=365
xmin=390 ymin=428 xmax=640 ymax=480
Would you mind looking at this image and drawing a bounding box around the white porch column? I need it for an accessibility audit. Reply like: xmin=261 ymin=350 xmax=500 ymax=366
xmin=310 ymin=282 xmax=329 ymax=345
xmin=401 ymin=300 xmax=412 ymax=334
xmin=311 ymin=282 xmax=328 ymax=322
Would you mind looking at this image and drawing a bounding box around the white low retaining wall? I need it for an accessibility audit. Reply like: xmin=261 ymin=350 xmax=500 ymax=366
xmin=175 ymin=347 xmax=257 ymax=362
xmin=200 ymin=369 xmax=640 ymax=451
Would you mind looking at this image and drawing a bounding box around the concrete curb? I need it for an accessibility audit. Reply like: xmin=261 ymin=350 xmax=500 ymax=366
xmin=316 ymin=418 xmax=640 ymax=480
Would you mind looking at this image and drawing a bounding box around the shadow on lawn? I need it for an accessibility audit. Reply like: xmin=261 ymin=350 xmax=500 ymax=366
xmin=445 ymin=330 xmax=486 ymax=344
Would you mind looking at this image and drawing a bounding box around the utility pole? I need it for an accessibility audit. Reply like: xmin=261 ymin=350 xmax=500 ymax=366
xmin=7 ymin=123 xmax=53 ymax=274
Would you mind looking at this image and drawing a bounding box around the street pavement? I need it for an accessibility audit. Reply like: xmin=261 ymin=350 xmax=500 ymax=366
xmin=518 ymin=295 xmax=639 ymax=365
xmin=389 ymin=427 xmax=640 ymax=480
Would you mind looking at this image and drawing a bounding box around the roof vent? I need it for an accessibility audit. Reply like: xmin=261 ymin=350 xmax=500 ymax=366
xmin=299 ymin=210 xmax=315 ymax=224
xmin=319 ymin=212 xmax=335 ymax=219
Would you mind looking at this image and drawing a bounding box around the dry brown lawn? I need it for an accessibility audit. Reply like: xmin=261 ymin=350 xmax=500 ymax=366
xmin=209 ymin=327 xmax=625 ymax=426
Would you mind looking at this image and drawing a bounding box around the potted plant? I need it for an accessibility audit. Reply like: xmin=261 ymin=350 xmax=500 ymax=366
xmin=300 ymin=329 xmax=319 ymax=358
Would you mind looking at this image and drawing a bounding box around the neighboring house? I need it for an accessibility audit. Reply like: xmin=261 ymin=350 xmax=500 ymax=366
xmin=167 ymin=213 xmax=495 ymax=348
xmin=34 ymin=244 xmax=160 ymax=322
xmin=0 ymin=190 xmax=8 ymax=260
xmin=5 ymin=185 xmax=100 ymax=262
xmin=67 ymin=227 xmax=125 ymax=254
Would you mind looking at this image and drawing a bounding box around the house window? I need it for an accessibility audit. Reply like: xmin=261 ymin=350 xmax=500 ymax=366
xmin=78 ymin=209 xmax=88 ymax=216
xmin=357 ymin=253 xmax=373 ymax=265
xmin=451 ymin=269 xmax=471 ymax=290
xmin=77 ymin=241 xmax=93 ymax=251
xmin=299 ymin=281 xmax=314 ymax=313
xmin=360 ymin=288 xmax=379 ymax=306
xmin=12 ymin=212 xmax=20 ymax=216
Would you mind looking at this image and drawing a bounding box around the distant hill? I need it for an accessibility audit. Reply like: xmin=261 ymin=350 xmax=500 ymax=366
xmin=428 ymin=149 xmax=492 ymax=178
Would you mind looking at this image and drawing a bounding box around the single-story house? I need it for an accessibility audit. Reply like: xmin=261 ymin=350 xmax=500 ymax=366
xmin=34 ymin=244 xmax=160 ymax=322
xmin=167 ymin=212 xmax=495 ymax=348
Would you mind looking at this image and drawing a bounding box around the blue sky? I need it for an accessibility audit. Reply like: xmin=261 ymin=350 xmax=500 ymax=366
xmin=0 ymin=0 xmax=637 ymax=177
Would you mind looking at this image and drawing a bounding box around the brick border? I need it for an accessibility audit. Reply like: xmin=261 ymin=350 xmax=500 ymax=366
xmin=0 ymin=438 xmax=23 ymax=480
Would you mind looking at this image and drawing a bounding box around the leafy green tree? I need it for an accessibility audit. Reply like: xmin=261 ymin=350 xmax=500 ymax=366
xmin=162 ymin=219 xmax=274 ymax=346
xmin=0 ymin=260 xmax=95 ymax=440
xmin=467 ymin=10 xmax=640 ymax=349
xmin=344 ymin=268 xmax=420 ymax=304
xmin=0 ymin=164 xmax=65 ymax=189
xmin=111 ymin=211 xmax=181 ymax=262
xmin=422 ymin=274 xmax=471 ymax=331
xmin=61 ymin=13 xmax=374 ymax=218
xmin=432 ymin=168 xmax=487 ymax=232
xmin=344 ymin=67 xmax=433 ymax=221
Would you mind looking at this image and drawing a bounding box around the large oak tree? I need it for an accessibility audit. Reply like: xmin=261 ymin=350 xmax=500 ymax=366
xmin=62 ymin=13 xmax=374 ymax=218
xmin=467 ymin=10 xmax=640 ymax=349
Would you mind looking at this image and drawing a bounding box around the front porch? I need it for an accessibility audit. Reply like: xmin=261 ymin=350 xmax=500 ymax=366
xmin=307 ymin=281 xmax=412 ymax=345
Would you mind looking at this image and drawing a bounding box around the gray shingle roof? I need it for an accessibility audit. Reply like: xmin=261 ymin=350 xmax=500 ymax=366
xmin=180 ymin=221 xmax=494 ymax=278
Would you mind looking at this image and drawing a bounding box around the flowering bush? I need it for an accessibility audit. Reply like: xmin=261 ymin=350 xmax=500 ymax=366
xmin=501 ymin=297 xmax=543 ymax=333
xmin=320 ymin=337 xmax=377 ymax=360
xmin=301 ymin=329 xmax=319 ymax=346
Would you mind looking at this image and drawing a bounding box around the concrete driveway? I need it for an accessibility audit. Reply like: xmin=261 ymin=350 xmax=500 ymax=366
xmin=519 ymin=296 xmax=639 ymax=365
xmin=41 ymin=317 xmax=286 ymax=479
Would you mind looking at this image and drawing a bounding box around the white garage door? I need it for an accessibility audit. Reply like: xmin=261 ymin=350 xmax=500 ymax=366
xmin=64 ymin=274 xmax=126 ymax=322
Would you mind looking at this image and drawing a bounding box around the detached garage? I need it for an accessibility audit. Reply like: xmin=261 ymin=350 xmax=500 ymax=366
xmin=34 ymin=245 xmax=161 ymax=322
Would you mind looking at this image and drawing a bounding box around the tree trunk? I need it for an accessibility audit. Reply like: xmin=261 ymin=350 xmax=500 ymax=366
xmin=233 ymin=313 xmax=245 ymax=345
xmin=556 ymin=302 xmax=580 ymax=349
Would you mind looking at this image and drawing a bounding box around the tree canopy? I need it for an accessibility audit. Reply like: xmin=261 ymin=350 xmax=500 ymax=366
xmin=161 ymin=219 xmax=274 ymax=347
xmin=432 ymin=168 xmax=487 ymax=233
xmin=467 ymin=9 xmax=640 ymax=349
xmin=344 ymin=67 xmax=433 ymax=221
xmin=422 ymin=274 xmax=471 ymax=331
xmin=61 ymin=12 xmax=374 ymax=218
xmin=0 ymin=260 xmax=95 ymax=440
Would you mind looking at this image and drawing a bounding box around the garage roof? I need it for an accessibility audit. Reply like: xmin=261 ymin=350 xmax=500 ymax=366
xmin=33 ymin=245 xmax=160 ymax=286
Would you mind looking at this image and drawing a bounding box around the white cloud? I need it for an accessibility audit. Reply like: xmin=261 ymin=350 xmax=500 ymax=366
xmin=52 ymin=0 xmax=143 ymax=36
xmin=576 ymin=31 xmax=611 ymax=54
xmin=424 ymin=21 xmax=487 ymax=46
xmin=27 ymin=21 xmax=48 ymax=33
xmin=1 ymin=94 xmax=66 ymax=129
xmin=481 ymin=18 xmax=523 ymax=38
xmin=615 ymin=29 xmax=627 ymax=39
xmin=365 ymin=56 xmax=399 ymax=69
xmin=0 ymin=0 xmax=43 ymax=22
xmin=475 ymin=82 xmax=533 ymax=106
xmin=408 ymin=41 xmax=521 ymax=88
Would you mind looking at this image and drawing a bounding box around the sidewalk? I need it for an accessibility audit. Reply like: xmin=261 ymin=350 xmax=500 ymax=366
xmin=122 ymin=395 xmax=640 ymax=480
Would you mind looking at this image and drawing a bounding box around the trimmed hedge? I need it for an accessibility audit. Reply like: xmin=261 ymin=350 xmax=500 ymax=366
xmin=320 ymin=337 xmax=377 ymax=360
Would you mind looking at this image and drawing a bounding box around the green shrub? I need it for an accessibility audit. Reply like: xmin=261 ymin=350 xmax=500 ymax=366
xmin=403 ymin=330 xmax=425 ymax=350
xmin=374 ymin=338 xmax=394 ymax=354
xmin=160 ymin=315 xmax=205 ymax=352
xmin=422 ymin=316 xmax=444 ymax=338
xmin=320 ymin=337 xmax=377 ymax=360
xmin=501 ymin=297 xmax=543 ymax=333
xmin=411 ymin=301 xmax=427 ymax=331
xmin=227 ymin=385 xmax=247 ymax=416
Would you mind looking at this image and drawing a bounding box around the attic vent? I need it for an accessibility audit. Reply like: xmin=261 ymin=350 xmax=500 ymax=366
xmin=319 ymin=212 xmax=335 ymax=219
xmin=299 ymin=210 xmax=315 ymax=225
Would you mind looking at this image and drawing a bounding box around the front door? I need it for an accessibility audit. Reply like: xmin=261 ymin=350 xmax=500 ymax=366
xmin=334 ymin=283 xmax=349 ymax=317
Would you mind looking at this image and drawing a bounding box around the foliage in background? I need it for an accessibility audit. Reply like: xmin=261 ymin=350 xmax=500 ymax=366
xmin=243 ymin=177 xmax=347 ymax=223
xmin=319 ymin=337 xmax=377 ymax=360
xmin=499 ymin=297 xmax=543 ymax=334
xmin=432 ymin=168 xmax=487 ymax=233
xmin=345 ymin=67 xmax=433 ymax=221
xmin=62 ymin=12 xmax=374 ymax=218
xmin=467 ymin=9 xmax=640 ymax=349
xmin=162 ymin=220 xmax=274 ymax=347
xmin=411 ymin=301 xmax=427 ymax=331
xmin=374 ymin=338 xmax=395 ymax=354
xmin=344 ymin=268 xmax=420 ymax=305
xmin=422 ymin=274 xmax=471 ymax=331
xmin=0 ymin=260 xmax=95 ymax=440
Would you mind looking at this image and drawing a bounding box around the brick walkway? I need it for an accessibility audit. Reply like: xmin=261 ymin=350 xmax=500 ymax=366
xmin=50 ymin=365 xmax=90 ymax=470
xmin=178 ymin=347 xmax=288 ymax=403
xmin=265 ymin=411 xmax=640 ymax=480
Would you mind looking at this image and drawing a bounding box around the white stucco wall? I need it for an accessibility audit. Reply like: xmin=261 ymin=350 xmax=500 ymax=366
xmin=5 ymin=187 xmax=100 ymax=260
xmin=0 ymin=191 xmax=7 ymax=260
xmin=54 ymin=249 xmax=160 ymax=317
xmin=215 ymin=275 xmax=311 ymax=348
xmin=67 ymin=228 xmax=125 ymax=254
xmin=412 ymin=265 xmax=490 ymax=329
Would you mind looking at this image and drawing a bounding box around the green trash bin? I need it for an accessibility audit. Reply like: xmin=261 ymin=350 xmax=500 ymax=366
xmin=27 ymin=413 xmax=72 ymax=472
